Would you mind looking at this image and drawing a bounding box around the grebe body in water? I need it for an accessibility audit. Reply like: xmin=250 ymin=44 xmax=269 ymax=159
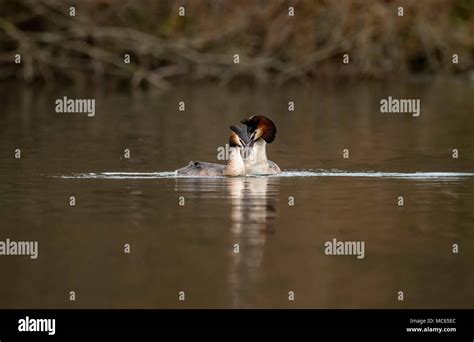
xmin=176 ymin=130 xmax=247 ymax=177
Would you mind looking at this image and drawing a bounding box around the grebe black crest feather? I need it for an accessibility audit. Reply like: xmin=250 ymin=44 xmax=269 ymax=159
xmin=241 ymin=115 xmax=277 ymax=143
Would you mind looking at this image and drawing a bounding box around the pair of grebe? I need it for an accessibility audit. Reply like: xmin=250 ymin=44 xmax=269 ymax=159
xmin=176 ymin=115 xmax=281 ymax=176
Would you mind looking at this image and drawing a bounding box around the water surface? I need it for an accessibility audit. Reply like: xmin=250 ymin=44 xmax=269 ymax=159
xmin=1 ymin=79 xmax=473 ymax=308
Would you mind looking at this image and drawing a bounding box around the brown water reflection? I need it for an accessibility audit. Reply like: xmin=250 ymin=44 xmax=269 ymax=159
xmin=0 ymin=79 xmax=473 ymax=308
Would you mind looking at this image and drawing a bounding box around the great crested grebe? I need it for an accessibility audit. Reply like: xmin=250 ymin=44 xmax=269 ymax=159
xmin=241 ymin=115 xmax=281 ymax=175
xmin=176 ymin=128 xmax=248 ymax=177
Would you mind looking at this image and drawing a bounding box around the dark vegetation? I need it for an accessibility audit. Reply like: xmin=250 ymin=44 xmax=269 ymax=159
xmin=0 ymin=0 xmax=473 ymax=89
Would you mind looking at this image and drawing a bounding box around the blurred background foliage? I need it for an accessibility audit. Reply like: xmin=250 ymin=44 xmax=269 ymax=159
xmin=0 ymin=0 xmax=473 ymax=89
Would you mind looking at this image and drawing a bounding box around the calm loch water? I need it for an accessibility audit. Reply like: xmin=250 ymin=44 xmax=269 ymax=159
xmin=0 ymin=79 xmax=473 ymax=308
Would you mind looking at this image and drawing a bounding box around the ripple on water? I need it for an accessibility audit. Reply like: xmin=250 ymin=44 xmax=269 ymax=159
xmin=53 ymin=170 xmax=474 ymax=180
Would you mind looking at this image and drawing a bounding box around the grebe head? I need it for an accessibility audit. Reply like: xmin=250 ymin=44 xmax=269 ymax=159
xmin=229 ymin=131 xmax=245 ymax=148
xmin=230 ymin=124 xmax=252 ymax=159
xmin=240 ymin=115 xmax=277 ymax=146
xmin=230 ymin=124 xmax=251 ymax=145
xmin=228 ymin=130 xmax=248 ymax=160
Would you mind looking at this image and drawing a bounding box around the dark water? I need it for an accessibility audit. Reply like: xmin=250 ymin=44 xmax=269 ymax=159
xmin=1 ymin=79 xmax=474 ymax=308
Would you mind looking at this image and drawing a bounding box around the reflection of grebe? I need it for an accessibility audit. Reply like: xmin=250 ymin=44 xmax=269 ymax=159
xmin=176 ymin=130 xmax=247 ymax=177
xmin=227 ymin=176 xmax=278 ymax=307
xmin=241 ymin=115 xmax=281 ymax=175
